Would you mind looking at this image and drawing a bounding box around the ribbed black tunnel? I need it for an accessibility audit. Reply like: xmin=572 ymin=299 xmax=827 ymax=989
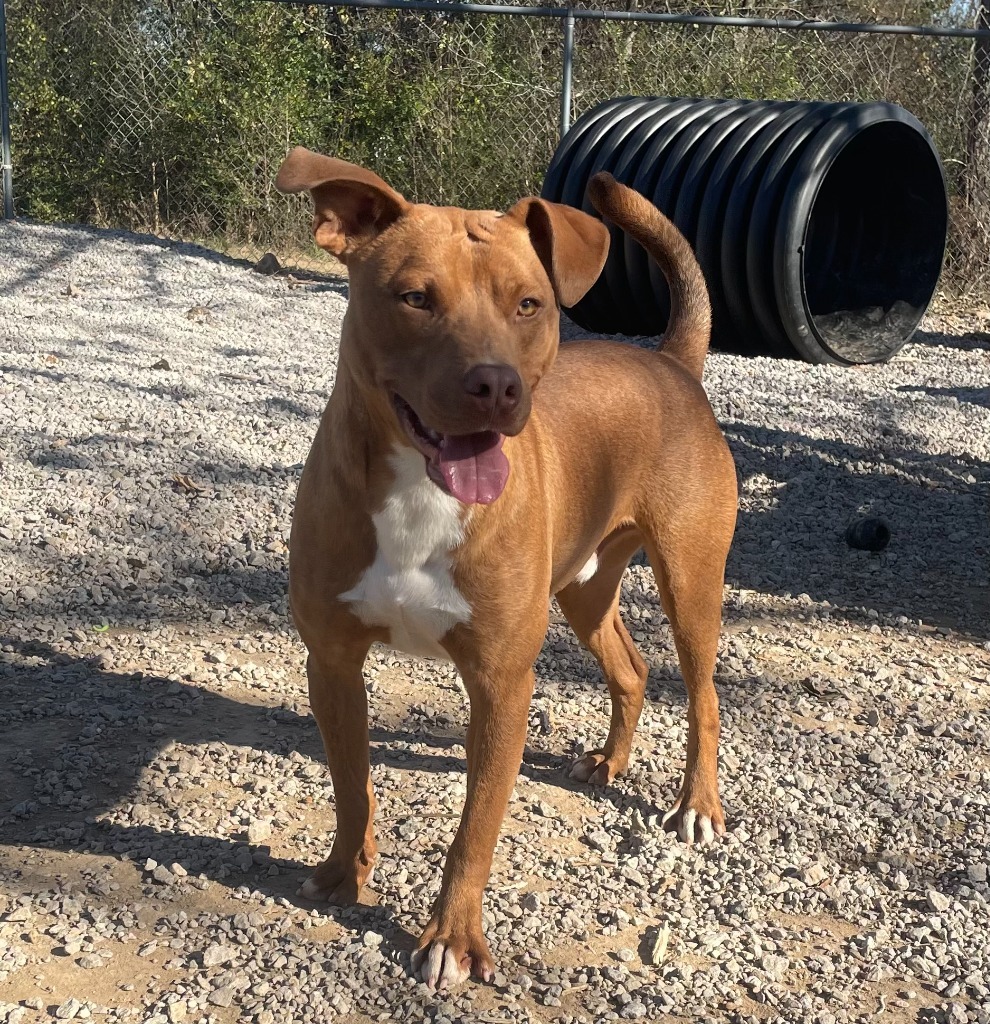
xmin=542 ymin=97 xmax=948 ymax=364
xmin=795 ymin=120 xmax=948 ymax=363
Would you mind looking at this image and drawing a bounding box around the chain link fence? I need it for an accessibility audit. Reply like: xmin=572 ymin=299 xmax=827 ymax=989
xmin=1 ymin=0 xmax=989 ymax=292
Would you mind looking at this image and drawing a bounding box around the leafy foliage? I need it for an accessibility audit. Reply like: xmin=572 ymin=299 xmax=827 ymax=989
xmin=3 ymin=0 xmax=987 ymax=289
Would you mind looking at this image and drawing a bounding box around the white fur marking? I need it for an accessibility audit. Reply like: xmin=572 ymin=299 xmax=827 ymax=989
xmin=575 ymin=552 xmax=599 ymax=585
xmin=341 ymin=447 xmax=471 ymax=659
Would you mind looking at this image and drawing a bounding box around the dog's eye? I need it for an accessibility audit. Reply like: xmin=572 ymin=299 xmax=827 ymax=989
xmin=402 ymin=291 xmax=428 ymax=309
xmin=518 ymin=298 xmax=540 ymax=317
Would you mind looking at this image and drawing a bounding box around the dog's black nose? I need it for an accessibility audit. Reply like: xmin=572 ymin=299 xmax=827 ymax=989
xmin=463 ymin=363 xmax=522 ymax=418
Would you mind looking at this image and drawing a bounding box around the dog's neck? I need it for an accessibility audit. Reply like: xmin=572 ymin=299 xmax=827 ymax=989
xmin=320 ymin=346 xmax=410 ymax=503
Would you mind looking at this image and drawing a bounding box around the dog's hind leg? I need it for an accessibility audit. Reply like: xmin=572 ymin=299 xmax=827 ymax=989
xmin=558 ymin=527 xmax=648 ymax=786
xmin=640 ymin=499 xmax=734 ymax=845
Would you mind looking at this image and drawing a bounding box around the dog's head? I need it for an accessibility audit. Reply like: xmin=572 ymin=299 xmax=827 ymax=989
xmin=276 ymin=148 xmax=608 ymax=504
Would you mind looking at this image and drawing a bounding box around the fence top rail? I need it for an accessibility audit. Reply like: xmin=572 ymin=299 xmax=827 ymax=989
xmin=264 ymin=0 xmax=990 ymax=39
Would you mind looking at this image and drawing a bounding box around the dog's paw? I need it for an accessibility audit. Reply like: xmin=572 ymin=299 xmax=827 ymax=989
xmin=662 ymin=793 xmax=726 ymax=846
xmin=412 ymin=919 xmax=494 ymax=991
xmin=297 ymin=860 xmax=375 ymax=905
xmin=568 ymin=749 xmax=625 ymax=786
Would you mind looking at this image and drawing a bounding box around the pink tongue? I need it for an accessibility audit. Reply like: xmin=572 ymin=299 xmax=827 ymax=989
xmin=434 ymin=432 xmax=509 ymax=504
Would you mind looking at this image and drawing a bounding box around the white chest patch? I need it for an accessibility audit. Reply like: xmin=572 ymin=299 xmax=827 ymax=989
xmin=340 ymin=447 xmax=471 ymax=659
xmin=574 ymin=552 xmax=599 ymax=585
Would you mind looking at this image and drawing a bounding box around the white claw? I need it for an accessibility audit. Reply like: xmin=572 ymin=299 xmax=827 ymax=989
xmin=664 ymin=802 xmax=724 ymax=847
xmin=699 ymin=816 xmax=715 ymax=845
xmin=681 ymin=808 xmax=697 ymax=845
xmin=416 ymin=941 xmax=469 ymax=991
xmin=425 ymin=943 xmax=445 ymax=989
xmin=440 ymin=947 xmax=468 ymax=989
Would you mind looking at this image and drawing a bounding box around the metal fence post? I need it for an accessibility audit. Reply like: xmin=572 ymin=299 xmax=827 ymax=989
xmin=0 ymin=0 xmax=13 ymax=218
xmin=559 ymin=8 xmax=574 ymax=140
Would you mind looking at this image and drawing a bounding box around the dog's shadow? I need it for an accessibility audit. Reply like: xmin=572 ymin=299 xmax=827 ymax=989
xmin=0 ymin=635 xmax=684 ymax=921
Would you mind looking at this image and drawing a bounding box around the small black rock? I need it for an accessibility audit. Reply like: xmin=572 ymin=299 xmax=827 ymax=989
xmin=254 ymin=252 xmax=282 ymax=275
xmin=845 ymin=517 xmax=891 ymax=552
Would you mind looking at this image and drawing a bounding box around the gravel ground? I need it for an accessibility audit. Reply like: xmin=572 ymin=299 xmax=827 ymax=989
xmin=1 ymin=219 xmax=989 ymax=1024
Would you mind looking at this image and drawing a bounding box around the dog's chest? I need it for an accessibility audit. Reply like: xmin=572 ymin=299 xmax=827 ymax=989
xmin=341 ymin=448 xmax=470 ymax=660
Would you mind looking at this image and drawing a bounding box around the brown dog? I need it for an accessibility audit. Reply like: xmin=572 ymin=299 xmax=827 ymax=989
xmin=276 ymin=149 xmax=737 ymax=990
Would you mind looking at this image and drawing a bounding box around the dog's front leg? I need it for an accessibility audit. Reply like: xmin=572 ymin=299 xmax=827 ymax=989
xmin=300 ymin=644 xmax=377 ymax=904
xmin=413 ymin=664 xmax=535 ymax=990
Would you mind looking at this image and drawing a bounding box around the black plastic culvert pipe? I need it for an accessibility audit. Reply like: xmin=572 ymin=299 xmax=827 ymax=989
xmin=542 ymin=96 xmax=949 ymax=364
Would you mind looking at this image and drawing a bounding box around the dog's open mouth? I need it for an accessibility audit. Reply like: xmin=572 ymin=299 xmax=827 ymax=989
xmin=392 ymin=393 xmax=509 ymax=505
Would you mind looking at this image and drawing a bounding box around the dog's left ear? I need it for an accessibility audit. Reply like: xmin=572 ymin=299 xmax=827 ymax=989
xmin=276 ymin=147 xmax=409 ymax=260
xmin=506 ymin=198 xmax=609 ymax=308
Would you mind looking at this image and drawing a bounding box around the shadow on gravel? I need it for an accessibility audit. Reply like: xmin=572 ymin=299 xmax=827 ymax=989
xmin=0 ymin=227 xmax=105 ymax=296
xmin=0 ymin=640 xmax=425 ymax=957
xmin=259 ymin=396 xmax=322 ymax=420
xmin=725 ymin=421 xmax=990 ymax=640
xmin=0 ymin=364 xmax=71 ymax=384
xmin=123 ymin=231 xmax=349 ymax=301
xmin=0 ymin=639 xmax=309 ymax=899
xmin=912 ymin=327 xmax=990 ymax=353
xmin=8 ymin=410 xmax=987 ymax=653
xmin=1 ymin=220 xmax=349 ymax=302
xmin=897 ymin=384 xmax=990 ymax=410
xmin=0 ymin=634 xmax=692 ymax=904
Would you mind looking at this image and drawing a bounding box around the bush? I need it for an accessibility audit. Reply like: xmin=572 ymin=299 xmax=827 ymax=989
xmin=4 ymin=0 xmax=988 ymax=291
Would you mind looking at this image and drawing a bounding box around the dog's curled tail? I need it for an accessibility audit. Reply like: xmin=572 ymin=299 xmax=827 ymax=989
xmin=587 ymin=172 xmax=711 ymax=382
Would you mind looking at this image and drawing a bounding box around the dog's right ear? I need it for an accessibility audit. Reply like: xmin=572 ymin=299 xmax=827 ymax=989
xmin=275 ymin=148 xmax=409 ymax=261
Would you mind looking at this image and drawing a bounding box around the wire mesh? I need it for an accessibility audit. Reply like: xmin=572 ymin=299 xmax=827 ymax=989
xmin=3 ymin=0 xmax=989 ymax=290
xmin=569 ymin=15 xmax=988 ymax=292
xmin=3 ymin=1 xmax=564 ymax=272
